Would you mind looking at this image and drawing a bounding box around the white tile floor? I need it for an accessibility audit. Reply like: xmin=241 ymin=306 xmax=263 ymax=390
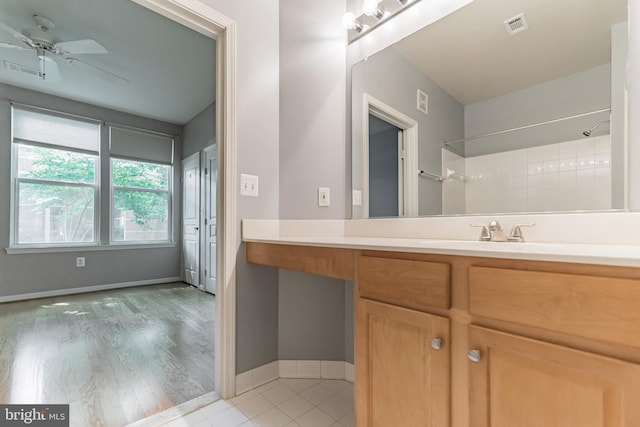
xmin=160 ymin=379 xmax=354 ymax=427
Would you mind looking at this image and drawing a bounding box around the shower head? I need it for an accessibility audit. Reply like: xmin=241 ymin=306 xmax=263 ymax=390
xmin=582 ymin=120 xmax=610 ymax=137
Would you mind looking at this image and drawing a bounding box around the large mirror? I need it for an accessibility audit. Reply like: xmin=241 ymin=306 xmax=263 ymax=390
xmin=352 ymin=0 xmax=628 ymax=218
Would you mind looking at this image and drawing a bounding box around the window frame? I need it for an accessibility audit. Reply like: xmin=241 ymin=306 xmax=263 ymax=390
xmin=10 ymin=107 xmax=101 ymax=248
xmin=109 ymin=156 xmax=173 ymax=244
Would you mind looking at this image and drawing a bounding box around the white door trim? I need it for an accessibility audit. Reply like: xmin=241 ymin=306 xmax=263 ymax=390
xmin=363 ymin=93 xmax=419 ymax=218
xmin=131 ymin=0 xmax=237 ymax=399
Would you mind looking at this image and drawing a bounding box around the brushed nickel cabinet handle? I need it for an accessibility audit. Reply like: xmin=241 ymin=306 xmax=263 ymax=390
xmin=467 ymin=349 xmax=481 ymax=363
xmin=430 ymin=338 xmax=443 ymax=351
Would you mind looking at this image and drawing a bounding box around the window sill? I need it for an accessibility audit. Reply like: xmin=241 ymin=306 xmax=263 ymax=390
xmin=5 ymin=242 xmax=177 ymax=255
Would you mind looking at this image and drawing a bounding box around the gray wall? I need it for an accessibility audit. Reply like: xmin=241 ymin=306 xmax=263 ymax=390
xmin=277 ymin=0 xmax=351 ymax=364
xmin=278 ymin=270 xmax=346 ymax=361
xmin=0 ymin=83 xmax=182 ymax=299
xmin=351 ymin=47 xmax=465 ymax=217
xmin=279 ymin=0 xmax=347 ymax=220
xmin=197 ymin=0 xmax=281 ymax=374
xmin=183 ymin=102 xmax=216 ymax=157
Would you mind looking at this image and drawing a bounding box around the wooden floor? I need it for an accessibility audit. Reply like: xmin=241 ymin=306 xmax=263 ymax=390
xmin=0 ymin=283 xmax=215 ymax=427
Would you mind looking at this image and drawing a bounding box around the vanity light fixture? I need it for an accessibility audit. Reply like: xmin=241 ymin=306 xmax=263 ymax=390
xmin=343 ymin=0 xmax=421 ymax=43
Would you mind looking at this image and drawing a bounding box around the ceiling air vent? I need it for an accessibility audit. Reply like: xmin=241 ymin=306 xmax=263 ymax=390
xmin=3 ymin=60 xmax=42 ymax=78
xmin=504 ymin=13 xmax=528 ymax=36
xmin=417 ymin=89 xmax=428 ymax=115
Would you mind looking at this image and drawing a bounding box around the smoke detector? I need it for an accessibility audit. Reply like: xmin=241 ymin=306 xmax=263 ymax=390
xmin=504 ymin=13 xmax=528 ymax=36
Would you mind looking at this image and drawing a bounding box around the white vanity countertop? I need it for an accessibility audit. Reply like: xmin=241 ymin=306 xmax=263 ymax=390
xmin=242 ymin=214 xmax=640 ymax=268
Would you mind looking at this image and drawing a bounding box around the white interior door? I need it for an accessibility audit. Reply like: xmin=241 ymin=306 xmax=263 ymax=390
xmin=204 ymin=145 xmax=217 ymax=294
xmin=182 ymin=152 xmax=200 ymax=287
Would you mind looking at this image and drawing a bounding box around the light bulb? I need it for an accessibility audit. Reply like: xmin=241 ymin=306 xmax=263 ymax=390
xmin=363 ymin=0 xmax=385 ymax=19
xmin=341 ymin=12 xmax=362 ymax=32
xmin=362 ymin=0 xmax=380 ymax=16
xmin=342 ymin=12 xmax=357 ymax=30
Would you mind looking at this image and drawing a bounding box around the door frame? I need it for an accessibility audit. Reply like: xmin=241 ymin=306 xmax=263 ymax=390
xmin=363 ymin=93 xmax=418 ymax=218
xmin=131 ymin=0 xmax=237 ymax=399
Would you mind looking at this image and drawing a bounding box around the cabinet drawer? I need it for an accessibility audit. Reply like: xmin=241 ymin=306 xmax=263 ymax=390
xmin=358 ymin=255 xmax=450 ymax=310
xmin=469 ymin=266 xmax=640 ymax=348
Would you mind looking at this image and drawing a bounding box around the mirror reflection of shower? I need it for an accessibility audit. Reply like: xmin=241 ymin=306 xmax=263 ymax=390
xmin=583 ymin=120 xmax=610 ymax=137
xmin=441 ymin=111 xmax=613 ymax=215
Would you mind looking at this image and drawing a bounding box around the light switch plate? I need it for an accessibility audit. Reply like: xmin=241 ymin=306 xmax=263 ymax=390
xmin=318 ymin=187 xmax=330 ymax=207
xmin=353 ymin=190 xmax=362 ymax=206
xmin=240 ymin=174 xmax=259 ymax=197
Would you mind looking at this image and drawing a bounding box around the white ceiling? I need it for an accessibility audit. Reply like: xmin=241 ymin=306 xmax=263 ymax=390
xmin=0 ymin=0 xmax=215 ymax=125
xmin=392 ymin=0 xmax=627 ymax=105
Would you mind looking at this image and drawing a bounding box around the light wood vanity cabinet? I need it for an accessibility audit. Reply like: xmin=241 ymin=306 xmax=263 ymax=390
xmin=468 ymin=325 xmax=640 ymax=427
xmin=355 ymin=254 xmax=451 ymax=427
xmin=467 ymin=265 xmax=640 ymax=427
xmin=356 ymin=298 xmax=450 ymax=427
xmin=245 ymin=241 xmax=640 ymax=426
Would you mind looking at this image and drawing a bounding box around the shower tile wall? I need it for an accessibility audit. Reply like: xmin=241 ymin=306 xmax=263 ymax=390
xmin=442 ymin=135 xmax=611 ymax=214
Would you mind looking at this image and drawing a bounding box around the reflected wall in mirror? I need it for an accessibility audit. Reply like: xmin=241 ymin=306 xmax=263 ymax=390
xmin=352 ymin=0 xmax=628 ymax=218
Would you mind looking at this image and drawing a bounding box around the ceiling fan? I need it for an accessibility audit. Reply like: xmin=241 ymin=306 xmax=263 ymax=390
xmin=0 ymin=14 xmax=128 ymax=84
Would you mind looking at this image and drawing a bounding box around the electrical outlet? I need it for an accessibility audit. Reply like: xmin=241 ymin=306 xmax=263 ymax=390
xmin=353 ymin=190 xmax=362 ymax=206
xmin=76 ymin=257 xmax=85 ymax=268
xmin=318 ymin=187 xmax=330 ymax=207
xmin=240 ymin=174 xmax=259 ymax=197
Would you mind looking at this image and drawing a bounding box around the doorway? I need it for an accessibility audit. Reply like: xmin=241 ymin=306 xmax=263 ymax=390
xmin=132 ymin=0 xmax=237 ymax=399
xmin=363 ymin=94 xmax=419 ymax=217
xmin=368 ymin=114 xmax=404 ymax=217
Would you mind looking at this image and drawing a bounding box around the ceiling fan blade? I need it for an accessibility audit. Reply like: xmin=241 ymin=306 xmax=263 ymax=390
xmin=0 ymin=42 xmax=33 ymax=51
xmin=55 ymin=39 xmax=108 ymax=55
xmin=0 ymin=22 xmax=34 ymax=47
xmin=66 ymin=57 xmax=128 ymax=85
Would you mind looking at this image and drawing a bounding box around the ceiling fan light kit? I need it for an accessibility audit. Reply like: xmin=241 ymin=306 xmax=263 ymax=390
xmin=0 ymin=14 xmax=127 ymax=84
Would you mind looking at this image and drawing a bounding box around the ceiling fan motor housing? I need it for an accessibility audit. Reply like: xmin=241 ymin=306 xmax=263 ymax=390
xmin=22 ymin=29 xmax=58 ymax=52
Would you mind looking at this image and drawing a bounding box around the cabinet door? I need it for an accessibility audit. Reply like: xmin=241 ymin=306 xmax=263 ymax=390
xmin=468 ymin=326 xmax=640 ymax=427
xmin=356 ymin=298 xmax=450 ymax=427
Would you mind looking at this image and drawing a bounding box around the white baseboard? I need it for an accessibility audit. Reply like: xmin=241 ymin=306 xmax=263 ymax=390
xmin=0 ymin=277 xmax=183 ymax=303
xmin=235 ymin=360 xmax=355 ymax=396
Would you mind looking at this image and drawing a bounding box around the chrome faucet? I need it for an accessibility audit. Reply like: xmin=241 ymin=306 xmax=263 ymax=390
xmin=507 ymin=223 xmax=536 ymax=242
xmin=471 ymin=221 xmax=535 ymax=242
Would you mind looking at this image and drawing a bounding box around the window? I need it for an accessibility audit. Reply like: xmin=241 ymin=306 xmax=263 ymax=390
xmin=111 ymin=159 xmax=170 ymax=241
xmin=10 ymin=106 xmax=175 ymax=248
xmin=12 ymin=107 xmax=100 ymax=246
xmin=109 ymin=126 xmax=174 ymax=242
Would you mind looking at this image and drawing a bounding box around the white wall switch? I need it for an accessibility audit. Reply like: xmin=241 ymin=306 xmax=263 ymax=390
xmin=76 ymin=257 xmax=85 ymax=268
xmin=318 ymin=187 xmax=330 ymax=207
xmin=353 ymin=190 xmax=362 ymax=206
xmin=240 ymin=174 xmax=259 ymax=197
